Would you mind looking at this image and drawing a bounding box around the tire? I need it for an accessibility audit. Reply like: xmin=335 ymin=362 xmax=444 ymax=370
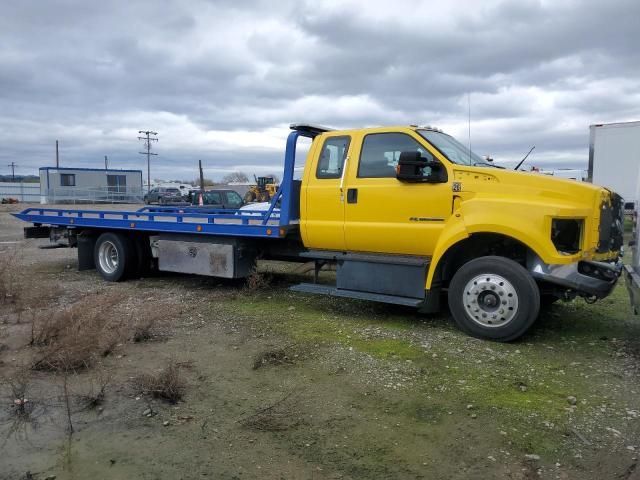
xmin=448 ymin=256 xmax=540 ymax=342
xmin=244 ymin=191 xmax=257 ymax=203
xmin=94 ymin=232 xmax=137 ymax=282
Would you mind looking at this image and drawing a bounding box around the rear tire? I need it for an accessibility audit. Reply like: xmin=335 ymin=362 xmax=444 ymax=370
xmin=448 ymin=256 xmax=540 ymax=342
xmin=94 ymin=232 xmax=137 ymax=282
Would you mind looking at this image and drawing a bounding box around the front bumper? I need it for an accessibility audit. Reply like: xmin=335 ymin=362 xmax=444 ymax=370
xmin=528 ymin=255 xmax=622 ymax=299
xmin=624 ymin=264 xmax=640 ymax=315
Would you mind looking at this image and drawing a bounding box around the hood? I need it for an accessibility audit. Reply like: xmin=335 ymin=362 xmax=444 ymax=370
xmin=453 ymin=166 xmax=607 ymax=207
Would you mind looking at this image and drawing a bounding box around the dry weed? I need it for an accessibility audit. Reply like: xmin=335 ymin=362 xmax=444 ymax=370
xmin=245 ymin=269 xmax=272 ymax=290
xmin=252 ymin=345 xmax=296 ymax=370
xmin=30 ymin=293 xmax=125 ymax=372
xmin=0 ymin=250 xmax=19 ymax=306
xmin=131 ymin=317 xmax=156 ymax=343
xmin=5 ymin=373 xmax=34 ymax=420
xmin=76 ymin=366 xmax=111 ymax=410
xmin=134 ymin=360 xmax=186 ymax=404
xmin=239 ymin=391 xmax=301 ymax=431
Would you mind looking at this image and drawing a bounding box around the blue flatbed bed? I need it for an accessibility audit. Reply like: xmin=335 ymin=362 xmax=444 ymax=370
xmin=13 ymin=205 xmax=295 ymax=239
xmin=13 ymin=126 xmax=314 ymax=241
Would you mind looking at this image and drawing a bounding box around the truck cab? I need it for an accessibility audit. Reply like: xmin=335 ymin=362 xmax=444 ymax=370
xmin=297 ymin=125 xmax=624 ymax=341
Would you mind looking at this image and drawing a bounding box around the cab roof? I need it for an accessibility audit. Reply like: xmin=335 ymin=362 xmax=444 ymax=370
xmin=289 ymin=123 xmax=444 ymax=138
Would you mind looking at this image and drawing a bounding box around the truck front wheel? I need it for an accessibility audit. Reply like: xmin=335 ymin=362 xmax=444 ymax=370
xmin=94 ymin=232 xmax=136 ymax=282
xmin=448 ymin=256 xmax=540 ymax=342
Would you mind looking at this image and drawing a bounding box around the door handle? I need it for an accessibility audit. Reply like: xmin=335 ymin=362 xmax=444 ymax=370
xmin=347 ymin=188 xmax=358 ymax=204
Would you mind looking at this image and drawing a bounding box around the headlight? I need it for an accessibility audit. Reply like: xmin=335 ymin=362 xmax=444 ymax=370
xmin=551 ymin=219 xmax=583 ymax=254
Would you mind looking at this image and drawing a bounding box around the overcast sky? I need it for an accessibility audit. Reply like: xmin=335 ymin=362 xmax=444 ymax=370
xmin=1 ymin=0 xmax=639 ymax=181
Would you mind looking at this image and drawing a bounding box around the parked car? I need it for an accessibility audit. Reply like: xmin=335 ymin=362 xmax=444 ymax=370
xmin=189 ymin=189 xmax=244 ymax=209
xmin=144 ymin=187 xmax=184 ymax=205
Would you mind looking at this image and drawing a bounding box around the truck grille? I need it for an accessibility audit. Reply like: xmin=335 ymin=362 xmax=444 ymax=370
xmin=597 ymin=192 xmax=624 ymax=253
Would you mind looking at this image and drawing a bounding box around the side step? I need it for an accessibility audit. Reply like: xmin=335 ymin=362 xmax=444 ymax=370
xmin=290 ymin=283 xmax=424 ymax=307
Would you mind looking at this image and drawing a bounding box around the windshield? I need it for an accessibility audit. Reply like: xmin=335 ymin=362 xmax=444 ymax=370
xmin=418 ymin=130 xmax=490 ymax=166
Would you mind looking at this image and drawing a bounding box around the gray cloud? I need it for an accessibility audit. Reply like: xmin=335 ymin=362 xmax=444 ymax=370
xmin=1 ymin=0 xmax=639 ymax=180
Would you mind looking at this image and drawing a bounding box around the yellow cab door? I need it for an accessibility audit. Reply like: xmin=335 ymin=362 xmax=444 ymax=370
xmin=301 ymin=133 xmax=352 ymax=251
xmin=343 ymin=129 xmax=452 ymax=256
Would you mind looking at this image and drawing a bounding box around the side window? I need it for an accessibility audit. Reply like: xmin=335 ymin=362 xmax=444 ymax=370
xmin=226 ymin=191 xmax=243 ymax=208
xmin=205 ymin=192 xmax=222 ymax=204
xmin=358 ymin=133 xmax=433 ymax=178
xmin=60 ymin=173 xmax=75 ymax=186
xmin=316 ymin=136 xmax=351 ymax=179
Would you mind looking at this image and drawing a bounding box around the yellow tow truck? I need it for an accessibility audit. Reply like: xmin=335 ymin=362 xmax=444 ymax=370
xmin=15 ymin=124 xmax=624 ymax=341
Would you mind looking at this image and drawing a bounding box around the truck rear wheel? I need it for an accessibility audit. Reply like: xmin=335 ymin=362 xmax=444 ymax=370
xmin=94 ymin=232 xmax=136 ymax=282
xmin=448 ymin=256 xmax=540 ymax=342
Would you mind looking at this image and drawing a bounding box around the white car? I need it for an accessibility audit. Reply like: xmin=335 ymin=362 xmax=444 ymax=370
xmin=238 ymin=202 xmax=280 ymax=217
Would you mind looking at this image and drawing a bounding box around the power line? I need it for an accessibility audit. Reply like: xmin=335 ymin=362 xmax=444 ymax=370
xmin=138 ymin=130 xmax=158 ymax=193
xmin=7 ymin=162 xmax=17 ymax=181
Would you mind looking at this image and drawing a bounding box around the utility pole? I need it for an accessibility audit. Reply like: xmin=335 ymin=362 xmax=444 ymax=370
xmin=138 ymin=131 xmax=158 ymax=193
xmin=56 ymin=140 xmax=59 ymax=167
xmin=7 ymin=162 xmax=17 ymax=181
xmin=199 ymin=160 xmax=205 ymax=193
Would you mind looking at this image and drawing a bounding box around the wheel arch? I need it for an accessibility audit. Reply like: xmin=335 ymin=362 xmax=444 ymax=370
xmin=426 ymin=231 xmax=544 ymax=290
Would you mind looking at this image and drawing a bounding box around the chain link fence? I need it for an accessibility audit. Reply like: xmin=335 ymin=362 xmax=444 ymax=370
xmin=0 ymin=182 xmax=41 ymax=203
xmin=42 ymin=187 xmax=144 ymax=204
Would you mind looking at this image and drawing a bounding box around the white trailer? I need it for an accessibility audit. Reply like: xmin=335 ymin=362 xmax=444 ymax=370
xmin=588 ymin=121 xmax=640 ymax=208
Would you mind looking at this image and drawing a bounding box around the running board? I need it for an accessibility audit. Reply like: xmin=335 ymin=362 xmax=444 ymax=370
xmin=290 ymin=283 xmax=424 ymax=307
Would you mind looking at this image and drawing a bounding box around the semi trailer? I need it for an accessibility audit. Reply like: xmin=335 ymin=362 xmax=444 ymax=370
xmin=588 ymin=120 xmax=640 ymax=208
xmin=14 ymin=124 xmax=625 ymax=341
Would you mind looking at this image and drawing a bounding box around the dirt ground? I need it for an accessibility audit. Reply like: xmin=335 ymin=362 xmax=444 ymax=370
xmin=1 ymin=203 xmax=639 ymax=480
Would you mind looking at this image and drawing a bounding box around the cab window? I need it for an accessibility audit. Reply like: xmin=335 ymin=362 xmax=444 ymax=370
xmin=316 ymin=136 xmax=350 ymax=179
xmin=358 ymin=133 xmax=432 ymax=178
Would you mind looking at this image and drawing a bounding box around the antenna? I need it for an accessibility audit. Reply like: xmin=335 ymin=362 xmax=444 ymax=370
xmin=514 ymin=146 xmax=535 ymax=171
xmin=467 ymin=92 xmax=471 ymax=163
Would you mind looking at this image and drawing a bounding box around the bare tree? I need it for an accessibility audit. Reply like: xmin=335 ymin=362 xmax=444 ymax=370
xmin=221 ymin=172 xmax=250 ymax=184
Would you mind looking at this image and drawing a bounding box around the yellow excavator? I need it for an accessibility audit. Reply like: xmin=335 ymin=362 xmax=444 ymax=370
xmin=243 ymin=176 xmax=278 ymax=203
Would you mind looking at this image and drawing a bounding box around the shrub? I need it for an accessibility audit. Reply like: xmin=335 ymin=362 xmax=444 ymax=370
xmin=31 ymin=293 xmax=124 ymax=372
xmin=134 ymin=361 xmax=186 ymax=404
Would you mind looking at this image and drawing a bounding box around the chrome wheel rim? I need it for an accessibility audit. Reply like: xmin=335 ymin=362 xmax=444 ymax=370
xmin=462 ymin=274 xmax=518 ymax=327
xmin=98 ymin=240 xmax=119 ymax=274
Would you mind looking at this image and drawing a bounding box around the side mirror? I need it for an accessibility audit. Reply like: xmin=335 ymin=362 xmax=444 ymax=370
xmin=396 ymin=151 xmax=447 ymax=183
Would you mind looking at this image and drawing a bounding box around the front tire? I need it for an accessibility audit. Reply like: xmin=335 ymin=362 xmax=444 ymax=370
xmin=448 ymin=256 xmax=540 ymax=342
xmin=94 ymin=232 xmax=136 ymax=282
